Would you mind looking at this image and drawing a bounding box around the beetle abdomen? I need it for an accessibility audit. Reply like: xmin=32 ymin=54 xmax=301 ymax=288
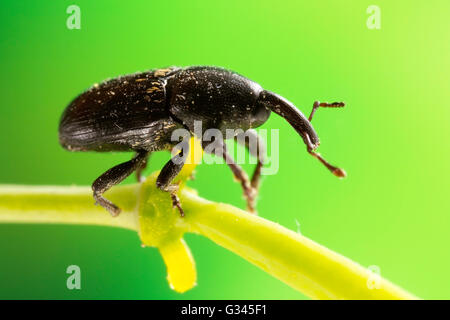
xmin=59 ymin=68 xmax=181 ymax=152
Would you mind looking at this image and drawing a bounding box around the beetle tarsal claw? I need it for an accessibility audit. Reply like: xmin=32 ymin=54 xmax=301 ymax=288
xmin=170 ymin=193 xmax=184 ymax=217
xmin=162 ymin=184 xmax=185 ymax=217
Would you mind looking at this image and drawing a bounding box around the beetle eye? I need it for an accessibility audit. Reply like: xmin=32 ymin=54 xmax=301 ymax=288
xmin=251 ymin=105 xmax=271 ymax=126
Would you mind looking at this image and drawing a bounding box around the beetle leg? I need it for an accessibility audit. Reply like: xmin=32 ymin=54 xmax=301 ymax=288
xmin=234 ymin=129 xmax=266 ymax=192
xmin=308 ymin=101 xmax=345 ymax=122
xmin=135 ymin=152 xmax=152 ymax=182
xmin=224 ymin=148 xmax=257 ymax=213
xmin=203 ymin=140 xmax=257 ymax=214
xmin=156 ymin=144 xmax=190 ymax=217
xmin=92 ymin=150 xmax=149 ymax=217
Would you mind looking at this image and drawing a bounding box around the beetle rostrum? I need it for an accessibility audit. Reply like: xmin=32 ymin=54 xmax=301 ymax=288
xmin=59 ymin=66 xmax=346 ymax=217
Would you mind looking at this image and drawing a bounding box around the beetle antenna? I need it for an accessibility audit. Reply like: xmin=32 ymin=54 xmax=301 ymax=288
xmin=258 ymin=90 xmax=346 ymax=178
xmin=304 ymin=134 xmax=346 ymax=178
xmin=309 ymin=101 xmax=345 ymax=122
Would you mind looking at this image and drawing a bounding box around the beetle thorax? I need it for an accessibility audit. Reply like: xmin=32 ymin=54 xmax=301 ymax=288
xmin=167 ymin=66 xmax=270 ymax=135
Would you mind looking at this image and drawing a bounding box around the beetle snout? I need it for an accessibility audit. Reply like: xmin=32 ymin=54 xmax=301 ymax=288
xmin=300 ymin=121 xmax=320 ymax=151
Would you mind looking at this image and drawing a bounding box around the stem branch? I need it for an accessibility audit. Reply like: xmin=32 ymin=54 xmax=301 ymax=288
xmin=0 ymin=182 xmax=418 ymax=299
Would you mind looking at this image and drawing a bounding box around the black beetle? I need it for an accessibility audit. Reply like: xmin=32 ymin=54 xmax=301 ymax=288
xmin=59 ymin=66 xmax=345 ymax=217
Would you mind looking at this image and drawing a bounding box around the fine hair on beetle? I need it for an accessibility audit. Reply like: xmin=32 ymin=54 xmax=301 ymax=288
xmin=58 ymin=66 xmax=346 ymax=217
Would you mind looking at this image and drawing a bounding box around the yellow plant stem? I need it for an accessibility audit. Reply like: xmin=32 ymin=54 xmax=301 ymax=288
xmin=0 ymin=184 xmax=138 ymax=230
xmin=181 ymin=190 xmax=417 ymax=299
xmin=0 ymin=181 xmax=417 ymax=299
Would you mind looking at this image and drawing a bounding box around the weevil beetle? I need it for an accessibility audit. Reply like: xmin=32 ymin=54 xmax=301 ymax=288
xmin=59 ymin=66 xmax=345 ymax=217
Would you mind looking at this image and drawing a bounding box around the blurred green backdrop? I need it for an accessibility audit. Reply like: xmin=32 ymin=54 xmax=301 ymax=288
xmin=0 ymin=0 xmax=449 ymax=299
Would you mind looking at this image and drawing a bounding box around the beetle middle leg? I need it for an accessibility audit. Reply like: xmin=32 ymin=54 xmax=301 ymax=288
xmin=135 ymin=152 xmax=152 ymax=182
xmin=156 ymin=144 xmax=190 ymax=217
xmin=92 ymin=150 xmax=149 ymax=217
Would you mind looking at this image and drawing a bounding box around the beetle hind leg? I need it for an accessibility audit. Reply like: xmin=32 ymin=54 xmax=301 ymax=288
xmin=92 ymin=150 xmax=149 ymax=216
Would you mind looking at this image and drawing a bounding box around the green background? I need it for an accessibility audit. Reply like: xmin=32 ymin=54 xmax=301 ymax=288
xmin=0 ymin=0 xmax=449 ymax=299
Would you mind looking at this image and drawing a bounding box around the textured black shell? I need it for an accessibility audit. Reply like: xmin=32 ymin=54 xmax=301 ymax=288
xmin=59 ymin=67 xmax=182 ymax=152
xmin=167 ymin=66 xmax=266 ymax=134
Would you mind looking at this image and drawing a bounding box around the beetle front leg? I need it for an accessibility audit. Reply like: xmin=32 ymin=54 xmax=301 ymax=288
xmin=92 ymin=150 xmax=149 ymax=217
xmin=156 ymin=145 xmax=189 ymax=217
xmin=203 ymin=140 xmax=257 ymax=214
xmin=234 ymin=129 xmax=266 ymax=192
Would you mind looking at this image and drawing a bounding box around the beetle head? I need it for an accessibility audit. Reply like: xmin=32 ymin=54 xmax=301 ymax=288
xmin=257 ymin=90 xmax=346 ymax=178
xmin=257 ymin=90 xmax=319 ymax=149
